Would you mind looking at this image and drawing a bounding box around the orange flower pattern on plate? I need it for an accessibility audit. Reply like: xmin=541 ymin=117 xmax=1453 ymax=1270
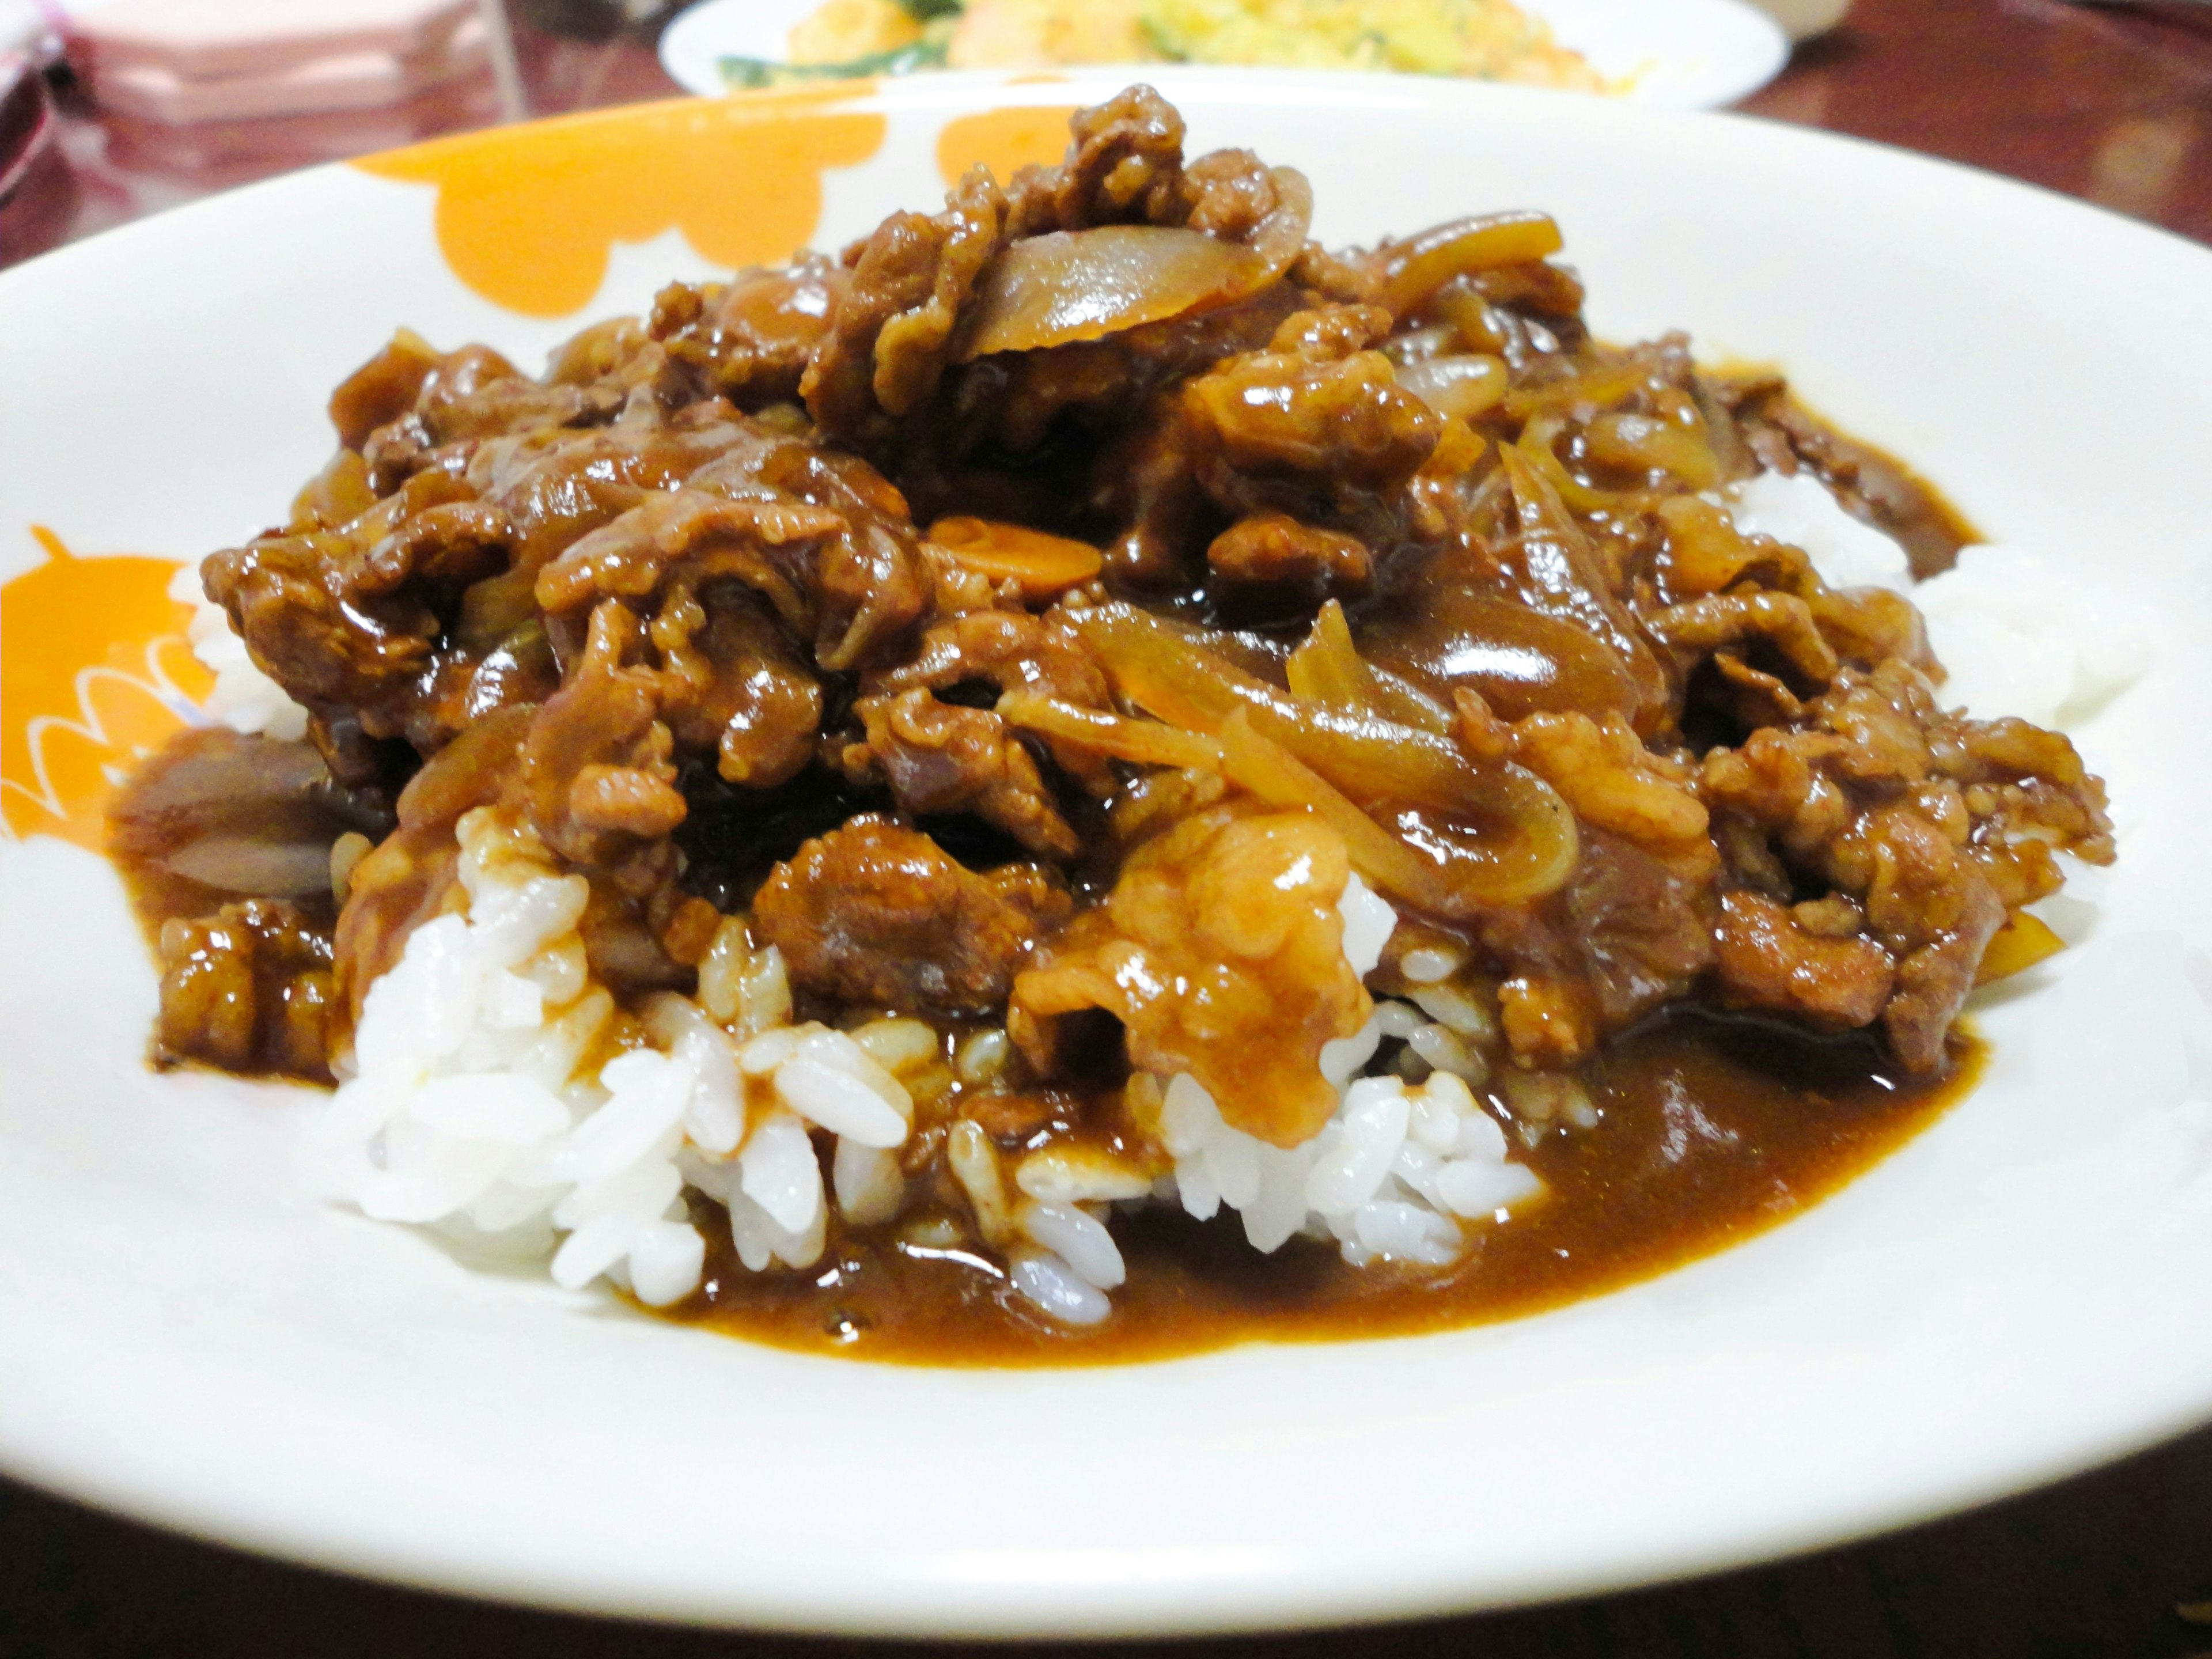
xmin=935 ymin=105 xmax=1080 ymax=187
xmin=355 ymin=86 xmax=888 ymax=318
xmin=2 ymin=528 xmax=211 ymax=850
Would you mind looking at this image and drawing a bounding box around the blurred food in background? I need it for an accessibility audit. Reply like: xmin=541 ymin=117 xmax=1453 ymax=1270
xmin=734 ymin=0 xmax=1604 ymax=89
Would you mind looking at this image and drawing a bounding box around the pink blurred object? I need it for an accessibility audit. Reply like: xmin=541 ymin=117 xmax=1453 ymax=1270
xmin=93 ymin=16 xmax=488 ymax=123
xmin=0 ymin=51 xmax=75 ymax=263
xmin=65 ymin=0 xmax=517 ymax=125
xmin=69 ymin=0 xmax=479 ymax=82
xmin=0 ymin=50 xmax=55 ymax=196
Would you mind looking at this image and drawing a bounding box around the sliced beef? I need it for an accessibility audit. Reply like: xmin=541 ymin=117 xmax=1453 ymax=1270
xmin=752 ymin=816 xmax=1071 ymax=1013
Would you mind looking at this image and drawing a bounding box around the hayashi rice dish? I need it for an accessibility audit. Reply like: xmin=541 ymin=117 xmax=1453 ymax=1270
xmin=116 ymin=88 xmax=2115 ymax=1357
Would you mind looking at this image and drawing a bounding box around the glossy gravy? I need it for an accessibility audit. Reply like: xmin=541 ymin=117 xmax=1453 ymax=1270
xmin=665 ymin=1013 xmax=1976 ymax=1365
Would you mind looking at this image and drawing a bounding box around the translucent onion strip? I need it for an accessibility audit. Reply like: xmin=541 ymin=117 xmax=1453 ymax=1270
xmin=953 ymin=171 xmax=1309 ymax=363
xmin=1380 ymin=211 xmax=1565 ymax=318
xmin=1286 ymin=600 xmax=1453 ymax=734
xmin=1213 ymin=710 xmax=1490 ymax=918
xmin=1075 ymin=604 xmax=1578 ymax=907
xmin=997 ymin=691 xmax=1225 ymax=771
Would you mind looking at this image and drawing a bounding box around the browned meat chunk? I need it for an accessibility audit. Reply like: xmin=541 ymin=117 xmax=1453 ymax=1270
xmin=201 ymin=471 xmax=497 ymax=744
xmin=156 ymin=899 xmax=337 ymax=1081
xmin=803 ymin=168 xmax=1007 ymax=442
xmin=1562 ymin=828 xmax=1718 ymax=1028
xmin=1714 ymin=890 xmax=1892 ymax=1028
xmin=1003 ymin=85 xmax=1193 ymax=236
xmin=532 ymin=488 xmax=843 ymax=629
xmin=1698 ymin=660 xmax=2108 ymax=1070
xmin=1206 ymin=512 xmax=1372 ymax=601
xmin=655 ymin=583 xmax=823 ymax=789
xmin=653 ymin=256 xmax=849 ymax=409
xmin=754 ymin=816 xmax=1071 ymax=1013
xmin=1184 ymin=329 xmax=1440 ymax=491
xmin=854 ymin=689 xmax=1080 ymax=859
xmin=518 ymin=601 xmax=684 ymax=876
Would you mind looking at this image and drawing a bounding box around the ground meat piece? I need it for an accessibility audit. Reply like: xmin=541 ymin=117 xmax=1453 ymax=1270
xmin=1847 ymin=801 xmax=2006 ymax=1069
xmin=1713 ymin=889 xmax=1893 ymax=1029
xmin=156 ymin=899 xmax=337 ymax=1081
xmin=1707 ymin=653 xmax=1805 ymax=730
xmin=358 ymin=342 xmax=634 ymax=493
xmin=1287 ymin=242 xmax=1385 ymax=305
xmin=803 ymin=168 xmax=1007 ymax=444
xmin=329 ymin=331 xmax=441 ymax=452
xmin=1184 ymin=327 xmax=1441 ymax=491
xmin=652 ymin=581 xmax=822 ymax=789
xmin=652 ymin=257 xmax=847 ymax=410
xmin=472 ymin=419 xmax=739 ymax=569
xmin=354 ymin=499 xmax=516 ymax=599
xmin=754 ymin=816 xmax=1071 ymax=1013
xmin=201 ymin=471 xmax=487 ymax=741
xmin=1512 ymin=711 xmax=1709 ymax=849
xmin=417 ymin=343 xmax=626 ymax=447
xmin=1699 ymin=727 xmax=1854 ymax=865
xmin=1179 ymin=148 xmax=1279 ymax=242
xmin=533 ymin=487 xmax=844 ymax=632
xmin=1883 ymin=868 xmax=2004 ymax=1070
xmin=861 ymin=608 xmax=1115 ymax=796
xmin=1724 ymin=383 xmax=1972 ymax=579
xmin=1646 ymin=590 xmax=1840 ymax=692
xmin=1003 ymin=85 xmax=1192 ymax=237
xmin=1562 ymin=828 xmax=1719 ymax=1027
xmin=681 ymin=421 xmax=934 ymax=671
xmin=1465 ymin=712 xmax=1720 ymax=1055
xmin=1696 ymin=657 xmax=2107 ymax=1070
xmin=1205 ymin=512 xmax=1372 ymax=601
xmin=518 ymin=600 xmax=684 ymax=878
xmin=1495 ymin=973 xmax=1596 ymax=1072
xmin=854 ymin=689 xmax=1081 ymax=859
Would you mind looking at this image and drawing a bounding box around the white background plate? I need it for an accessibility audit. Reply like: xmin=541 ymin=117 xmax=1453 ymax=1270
xmin=5 ymin=70 xmax=2212 ymax=1637
xmin=658 ymin=0 xmax=1791 ymax=111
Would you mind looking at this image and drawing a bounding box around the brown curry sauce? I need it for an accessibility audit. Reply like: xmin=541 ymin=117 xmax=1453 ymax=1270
xmin=662 ymin=1013 xmax=1976 ymax=1365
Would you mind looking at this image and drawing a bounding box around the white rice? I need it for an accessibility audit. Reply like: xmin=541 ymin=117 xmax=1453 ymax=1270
xmin=317 ymin=822 xmax=1546 ymax=1322
xmin=1724 ymin=468 xmax=2149 ymax=730
xmin=332 ymin=808 xmax=915 ymax=1305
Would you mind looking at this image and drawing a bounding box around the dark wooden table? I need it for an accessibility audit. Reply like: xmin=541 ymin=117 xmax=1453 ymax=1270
xmin=8 ymin=1 xmax=2212 ymax=1653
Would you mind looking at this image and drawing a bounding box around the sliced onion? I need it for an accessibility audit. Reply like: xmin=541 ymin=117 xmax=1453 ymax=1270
xmin=164 ymin=836 xmax=342 ymax=897
xmin=952 ymin=226 xmax=1273 ymax=361
xmin=1076 ymin=604 xmax=1578 ymax=909
xmin=1380 ymin=211 xmax=1565 ymax=319
xmin=1395 ymin=354 xmax=1509 ymax=422
xmin=952 ymin=170 xmax=1310 ymax=365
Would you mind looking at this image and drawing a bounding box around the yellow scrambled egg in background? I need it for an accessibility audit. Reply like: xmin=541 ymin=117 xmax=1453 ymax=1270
xmin=764 ymin=0 xmax=1607 ymax=93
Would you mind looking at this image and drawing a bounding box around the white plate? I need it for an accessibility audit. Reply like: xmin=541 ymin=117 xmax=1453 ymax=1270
xmin=5 ymin=70 xmax=2212 ymax=1638
xmin=659 ymin=0 xmax=1791 ymax=111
